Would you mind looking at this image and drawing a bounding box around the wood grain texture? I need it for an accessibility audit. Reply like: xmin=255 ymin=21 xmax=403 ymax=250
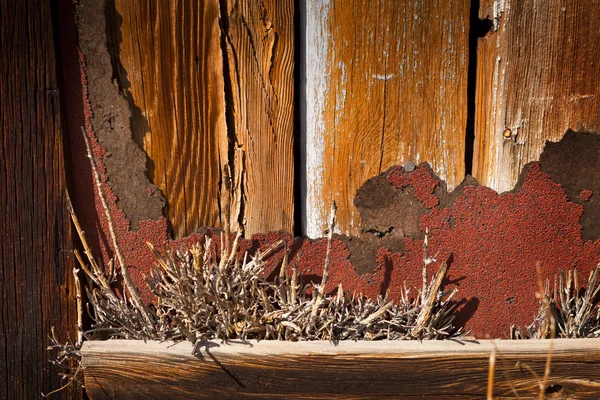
xmin=0 ymin=1 xmax=81 ymax=398
xmin=108 ymin=0 xmax=229 ymax=238
xmin=82 ymin=339 xmax=600 ymax=399
xmin=473 ymin=0 xmax=600 ymax=192
xmin=303 ymin=0 xmax=470 ymax=237
xmin=223 ymin=0 xmax=295 ymax=235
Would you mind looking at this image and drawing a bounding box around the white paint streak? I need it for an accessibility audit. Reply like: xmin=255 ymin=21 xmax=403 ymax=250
xmin=491 ymin=1 xmax=515 ymax=194
xmin=335 ymin=61 xmax=347 ymax=114
xmin=372 ymin=73 xmax=396 ymax=80
xmin=304 ymin=0 xmax=331 ymax=238
xmin=490 ymin=53 xmax=502 ymax=190
xmin=493 ymin=0 xmax=505 ymax=31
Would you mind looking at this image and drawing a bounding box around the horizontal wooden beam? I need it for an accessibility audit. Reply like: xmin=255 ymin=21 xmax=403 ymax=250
xmin=82 ymin=339 xmax=600 ymax=399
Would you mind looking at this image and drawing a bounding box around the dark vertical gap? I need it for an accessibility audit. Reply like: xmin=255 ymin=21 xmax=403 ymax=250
xmin=218 ymin=0 xmax=245 ymax=232
xmin=49 ymin=1 xmax=89 ymax=398
xmin=293 ymin=0 xmax=305 ymax=237
xmin=465 ymin=0 xmax=492 ymax=176
xmin=104 ymin=0 xmax=123 ymax=90
xmin=50 ymin=1 xmax=69 ymax=167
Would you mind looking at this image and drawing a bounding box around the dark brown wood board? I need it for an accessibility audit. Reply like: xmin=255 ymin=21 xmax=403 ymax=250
xmin=82 ymin=339 xmax=600 ymax=399
xmin=0 ymin=0 xmax=80 ymax=398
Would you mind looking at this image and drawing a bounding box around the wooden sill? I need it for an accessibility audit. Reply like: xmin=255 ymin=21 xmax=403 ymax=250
xmin=81 ymin=338 xmax=600 ymax=399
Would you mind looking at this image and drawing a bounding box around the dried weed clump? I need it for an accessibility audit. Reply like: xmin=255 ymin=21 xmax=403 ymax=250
xmin=80 ymin=204 xmax=460 ymax=345
xmin=46 ymin=129 xmax=461 ymax=394
xmin=511 ymin=266 xmax=600 ymax=339
xmin=49 ymin=203 xmax=460 ymax=395
xmin=147 ymin=214 xmax=459 ymax=345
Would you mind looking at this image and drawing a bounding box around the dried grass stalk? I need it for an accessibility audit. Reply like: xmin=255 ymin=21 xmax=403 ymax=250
xmin=79 ymin=127 xmax=153 ymax=327
xmin=63 ymin=203 xmax=459 ymax=345
xmin=43 ymin=328 xmax=82 ymax=397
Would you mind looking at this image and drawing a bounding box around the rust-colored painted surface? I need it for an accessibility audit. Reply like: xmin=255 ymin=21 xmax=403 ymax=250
xmin=474 ymin=0 xmax=600 ymax=192
xmin=231 ymin=157 xmax=600 ymax=338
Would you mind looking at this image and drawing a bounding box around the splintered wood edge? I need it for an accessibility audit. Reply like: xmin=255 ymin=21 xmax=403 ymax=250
xmin=81 ymin=339 xmax=600 ymax=399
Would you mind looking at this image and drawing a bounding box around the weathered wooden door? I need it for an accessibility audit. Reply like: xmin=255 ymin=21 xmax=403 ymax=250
xmin=2 ymin=0 xmax=600 ymax=397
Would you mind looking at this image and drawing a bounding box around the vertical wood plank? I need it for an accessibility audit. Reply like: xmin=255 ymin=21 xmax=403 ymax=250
xmin=0 ymin=1 xmax=80 ymax=398
xmin=110 ymin=0 xmax=295 ymax=238
xmin=474 ymin=0 xmax=600 ymax=191
xmin=109 ymin=0 xmax=229 ymax=238
xmin=303 ymin=0 xmax=470 ymax=238
xmin=223 ymin=0 xmax=295 ymax=236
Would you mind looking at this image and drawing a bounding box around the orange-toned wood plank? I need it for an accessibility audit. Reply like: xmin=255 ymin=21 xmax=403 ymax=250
xmin=474 ymin=1 xmax=600 ymax=191
xmin=108 ymin=0 xmax=229 ymax=238
xmin=304 ymin=0 xmax=470 ymax=237
xmin=223 ymin=0 xmax=295 ymax=235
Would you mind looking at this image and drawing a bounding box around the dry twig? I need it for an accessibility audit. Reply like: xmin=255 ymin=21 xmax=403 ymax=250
xmin=487 ymin=345 xmax=496 ymax=400
xmin=535 ymin=262 xmax=554 ymax=400
xmin=79 ymin=127 xmax=153 ymax=327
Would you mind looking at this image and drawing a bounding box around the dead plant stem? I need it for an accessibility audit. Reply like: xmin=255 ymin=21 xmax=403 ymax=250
xmin=487 ymin=345 xmax=496 ymax=400
xmin=80 ymin=126 xmax=153 ymax=327
xmin=536 ymin=262 xmax=554 ymax=400
xmin=73 ymin=269 xmax=83 ymax=347
xmin=310 ymin=203 xmax=337 ymax=327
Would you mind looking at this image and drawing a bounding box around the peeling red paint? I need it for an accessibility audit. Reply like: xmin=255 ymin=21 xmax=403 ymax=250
xmin=75 ymin=110 xmax=600 ymax=337
xmin=579 ymin=189 xmax=593 ymax=201
xmin=418 ymin=164 xmax=600 ymax=336
xmin=280 ymin=164 xmax=599 ymax=337
xmin=388 ymin=164 xmax=440 ymax=208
